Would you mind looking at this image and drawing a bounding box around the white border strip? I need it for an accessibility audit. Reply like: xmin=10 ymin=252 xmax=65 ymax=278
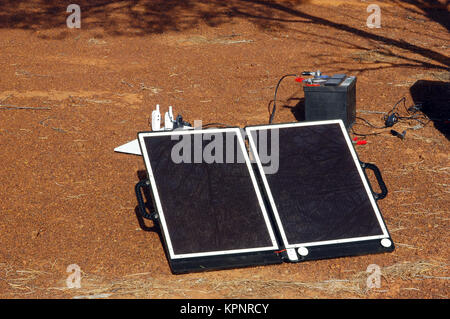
xmin=138 ymin=128 xmax=279 ymax=260
xmin=245 ymin=120 xmax=389 ymax=250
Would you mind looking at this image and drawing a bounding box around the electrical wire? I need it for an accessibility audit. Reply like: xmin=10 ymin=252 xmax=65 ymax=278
xmin=351 ymin=127 xmax=386 ymax=137
xmin=269 ymin=74 xmax=297 ymax=124
xmin=382 ymin=96 xmax=406 ymax=124
xmin=352 ymin=96 xmax=431 ymax=137
xmin=384 ymin=96 xmax=430 ymax=125
xmin=355 ymin=116 xmax=386 ymax=129
xmin=197 ymin=122 xmax=235 ymax=129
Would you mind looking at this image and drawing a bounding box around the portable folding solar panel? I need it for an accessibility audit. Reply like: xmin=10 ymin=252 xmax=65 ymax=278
xmin=245 ymin=120 xmax=394 ymax=262
xmin=137 ymin=128 xmax=281 ymax=274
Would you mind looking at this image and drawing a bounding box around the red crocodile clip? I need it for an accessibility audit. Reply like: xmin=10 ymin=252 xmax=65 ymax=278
xmin=352 ymin=137 xmax=367 ymax=145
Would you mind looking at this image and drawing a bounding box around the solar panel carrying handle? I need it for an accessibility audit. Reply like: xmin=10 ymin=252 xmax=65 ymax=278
xmin=135 ymin=179 xmax=156 ymax=220
xmin=360 ymin=162 xmax=388 ymax=200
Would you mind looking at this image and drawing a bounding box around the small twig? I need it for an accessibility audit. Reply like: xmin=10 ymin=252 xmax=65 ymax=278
xmin=123 ymin=272 xmax=152 ymax=277
xmin=39 ymin=117 xmax=52 ymax=126
xmin=139 ymin=83 xmax=162 ymax=94
xmin=73 ymin=293 xmax=112 ymax=299
xmin=357 ymin=109 xmax=387 ymax=115
xmin=66 ymin=194 xmax=87 ymax=199
xmin=52 ymin=127 xmax=66 ymax=133
xmin=15 ymin=70 xmax=51 ymax=77
xmin=84 ymin=99 xmax=111 ymax=104
xmin=406 ymin=15 xmax=427 ymax=23
xmin=417 ymin=275 xmax=450 ymax=280
xmin=0 ymin=104 xmax=51 ymax=110
xmin=121 ymin=79 xmax=134 ymax=88
xmin=0 ymin=94 xmax=12 ymax=104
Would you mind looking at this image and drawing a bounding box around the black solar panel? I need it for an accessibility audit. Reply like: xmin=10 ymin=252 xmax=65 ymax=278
xmin=245 ymin=120 xmax=394 ymax=261
xmin=136 ymin=121 xmax=394 ymax=273
xmin=138 ymin=128 xmax=280 ymax=273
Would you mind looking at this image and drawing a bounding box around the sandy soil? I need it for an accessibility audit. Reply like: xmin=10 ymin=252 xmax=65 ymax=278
xmin=0 ymin=0 xmax=448 ymax=299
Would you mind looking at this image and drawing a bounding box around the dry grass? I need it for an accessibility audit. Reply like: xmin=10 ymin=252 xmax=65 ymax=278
xmin=208 ymin=260 xmax=448 ymax=298
xmin=0 ymin=263 xmax=51 ymax=296
xmin=177 ymin=35 xmax=254 ymax=46
xmin=68 ymin=95 xmax=113 ymax=106
xmin=350 ymin=48 xmax=402 ymax=64
xmin=2 ymin=260 xmax=447 ymax=298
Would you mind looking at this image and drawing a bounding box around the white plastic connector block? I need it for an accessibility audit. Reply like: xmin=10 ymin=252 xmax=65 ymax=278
xmin=164 ymin=105 xmax=174 ymax=130
xmin=152 ymin=104 xmax=161 ymax=131
xmin=286 ymin=248 xmax=299 ymax=262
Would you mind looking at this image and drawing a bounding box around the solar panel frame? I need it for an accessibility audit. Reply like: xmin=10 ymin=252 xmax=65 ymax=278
xmin=137 ymin=128 xmax=280 ymax=268
xmin=245 ymin=120 xmax=393 ymax=257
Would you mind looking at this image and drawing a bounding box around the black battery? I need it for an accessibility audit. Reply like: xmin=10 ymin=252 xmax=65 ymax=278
xmin=303 ymin=74 xmax=356 ymax=128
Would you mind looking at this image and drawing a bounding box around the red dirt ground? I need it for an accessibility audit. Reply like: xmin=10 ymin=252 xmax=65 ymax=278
xmin=0 ymin=0 xmax=448 ymax=299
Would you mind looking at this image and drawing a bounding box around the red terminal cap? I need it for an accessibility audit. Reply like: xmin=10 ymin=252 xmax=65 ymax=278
xmin=295 ymin=77 xmax=305 ymax=83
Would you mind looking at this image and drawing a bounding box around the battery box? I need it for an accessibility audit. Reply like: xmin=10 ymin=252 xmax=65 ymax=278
xmin=303 ymin=74 xmax=356 ymax=128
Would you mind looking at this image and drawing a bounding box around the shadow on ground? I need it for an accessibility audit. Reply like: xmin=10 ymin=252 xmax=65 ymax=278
xmin=0 ymin=1 xmax=448 ymax=71
xmin=410 ymin=80 xmax=450 ymax=140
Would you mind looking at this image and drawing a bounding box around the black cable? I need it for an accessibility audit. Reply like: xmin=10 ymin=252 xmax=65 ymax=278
xmin=353 ymin=96 xmax=431 ymax=137
xmin=383 ymin=96 xmax=406 ymax=121
xmin=269 ymin=74 xmax=297 ymax=124
xmin=355 ymin=116 xmax=386 ymax=129
xmin=196 ymin=122 xmax=235 ymax=129
xmin=352 ymin=115 xmax=389 ymax=136
xmin=383 ymin=97 xmax=430 ymax=126
xmin=351 ymin=127 xmax=387 ymax=137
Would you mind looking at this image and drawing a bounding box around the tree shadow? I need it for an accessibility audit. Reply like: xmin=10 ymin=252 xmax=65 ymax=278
xmin=234 ymin=0 xmax=448 ymax=70
xmin=392 ymin=0 xmax=449 ymax=32
xmin=0 ymin=0 xmax=234 ymax=35
xmin=0 ymin=0 xmax=448 ymax=71
xmin=410 ymin=80 xmax=450 ymax=140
